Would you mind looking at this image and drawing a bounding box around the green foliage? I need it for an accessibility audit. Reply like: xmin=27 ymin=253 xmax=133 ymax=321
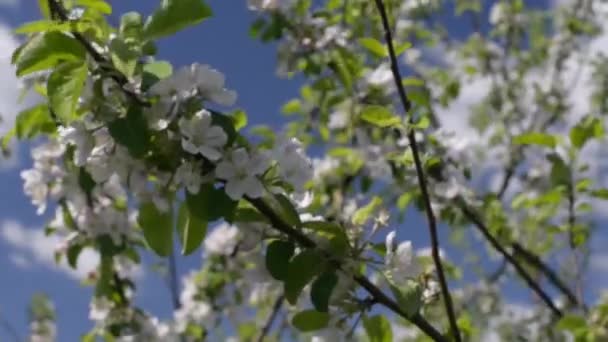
xmin=291 ymin=310 xmax=330 ymax=332
xmin=352 ymin=196 xmax=383 ymax=225
xmin=359 ymin=37 xmax=387 ymax=57
xmin=47 ymin=61 xmax=88 ymax=122
xmin=15 ymin=104 xmax=55 ymax=139
xmin=143 ymin=0 xmax=213 ymax=40
xmin=363 ymin=315 xmax=393 ymax=342
xmin=138 ymin=202 xmax=173 ymax=256
xmin=13 ymin=31 xmax=85 ymax=77
xmin=513 ymin=132 xmax=557 ymax=148
xmin=360 ymin=105 xmax=401 ymax=128
xmin=186 ymin=184 xmax=237 ymax=223
xmin=265 ymin=240 xmax=295 ymax=281
xmin=108 ymin=106 xmax=151 ymax=158
xmin=389 ymin=280 xmax=422 ymax=318
xmin=176 ymin=201 xmax=207 ymax=255
xmin=284 ymin=249 xmax=325 ymax=305
xmin=310 ymin=271 xmax=338 ymax=312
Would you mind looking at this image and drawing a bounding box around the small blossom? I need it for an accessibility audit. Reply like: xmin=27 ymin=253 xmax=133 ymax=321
xmin=215 ymin=148 xmax=269 ymax=200
xmin=273 ymin=137 xmax=313 ymax=191
xmin=175 ymin=161 xmax=205 ymax=194
xmin=58 ymin=122 xmax=94 ymax=166
xmin=385 ymin=231 xmax=421 ymax=283
xmin=178 ymin=110 xmax=228 ymax=161
xmin=204 ymin=223 xmax=240 ymax=255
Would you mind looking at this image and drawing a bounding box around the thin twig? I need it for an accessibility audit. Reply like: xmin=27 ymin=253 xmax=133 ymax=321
xmin=256 ymin=295 xmax=284 ymax=342
xmin=371 ymin=0 xmax=460 ymax=340
xmin=511 ymin=242 xmax=582 ymax=309
xmin=168 ymin=252 xmax=182 ymax=310
xmin=247 ymin=196 xmax=447 ymax=342
xmin=459 ymin=203 xmax=563 ymax=317
xmin=48 ymin=0 xmax=149 ymax=107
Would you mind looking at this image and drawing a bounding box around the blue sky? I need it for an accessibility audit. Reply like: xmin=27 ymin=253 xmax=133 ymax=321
xmin=0 ymin=0 xmax=607 ymax=341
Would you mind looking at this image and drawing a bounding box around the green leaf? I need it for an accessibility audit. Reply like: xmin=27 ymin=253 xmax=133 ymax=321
xmin=108 ymin=106 xmax=150 ymax=158
xmin=14 ymin=20 xmax=70 ymax=35
xmin=513 ymin=132 xmax=557 ymax=148
xmin=359 ymin=37 xmax=387 ymax=57
xmin=394 ymin=41 xmax=413 ymax=56
xmin=352 ymin=196 xmax=383 ymax=225
xmin=66 ymin=243 xmax=84 ymax=269
xmin=591 ymin=189 xmax=608 ymax=199
xmin=230 ymin=109 xmax=247 ymax=131
xmin=138 ymin=201 xmax=173 ymax=256
xmin=310 ymin=271 xmax=338 ymax=312
xmin=291 ymin=310 xmax=330 ymax=332
xmin=402 ymin=77 xmax=425 ymax=87
xmin=142 ymin=60 xmax=173 ymax=90
xmin=186 ymin=183 xmax=237 ymax=223
xmin=389 ymin=280 xmax=422 ymax=318
xmin=47 ymin=61 xmax=88 ymax=122
xmin=547 ymin=153 xmax=571 ymax=187
xmin=302 ymin=221 xmax=344 ymax=236
xmin=15 ymin=104 xmax=55 ymax=139
xmin=176 ymin=201 xmax=207 ymax=255
xmin=265 ymin=240 xmax=295 ymax=281
xmin=75 ymin=0 xmax=112 ymax=14
xmin=556 ymin=314 xmax=587 ymax=331
xmin=363 ymin=315 xmax=393 ymax=342
xmin=109 ymin=38 xmax=139 ymax=78
xmin=285 ymin=249 xmax=324 ymax=304
xmin=143 ymin=0 xmax=213 ymax=41
xmin=360 ymin=105 xmax=401 ymax=128
xmin=14 ymin=32 xmax=86 ymax=77
xmin=282 ymin=99 xmax=301 ymax=115
xmin=120 ymin=12 xmax=144 ymax=41
xmin=271 ymin=193 xmax=302 ymax=229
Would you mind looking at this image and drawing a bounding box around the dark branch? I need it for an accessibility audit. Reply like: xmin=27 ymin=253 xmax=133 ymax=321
xmin=512 ymin=242 xmax=582 ymax=309
xmin=48 ymin=0 xmax=149 ymax=107
xmin=371 ymin=0 xmax=461 ymax=340
xmin=459 ymin=203 xmax=563 ymax=317
xmin=247 ymin=196 xmax=447 ymax=342
xmin=256 ymin=295 xmax=284 ymax=342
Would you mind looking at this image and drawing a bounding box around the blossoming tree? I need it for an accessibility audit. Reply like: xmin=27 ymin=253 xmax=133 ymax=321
xmin=5 ymin=0 xmax=608 ymax=340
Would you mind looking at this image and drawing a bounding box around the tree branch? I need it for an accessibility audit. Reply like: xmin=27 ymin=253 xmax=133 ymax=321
xmin=168 ymin=252 xmax=182 ymax=310
xmin=256 ymin=295 xmax=284 ymax=342
xmin=247 ymin=196 xmax=447 ymax=342
xmin=459 ymin=203 xmax=563 ymax=317
xmin=511 ymin=242 xmax=582 ymax=309
xmin=48 ymin=0 xmax=150 ymax=107
xmin=371 ymin=0 xmax=461 ymax=340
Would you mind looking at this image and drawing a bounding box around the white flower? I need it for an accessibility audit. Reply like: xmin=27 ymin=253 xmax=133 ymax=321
xmin=21 ymin=169 xmax=49 ymax=215
xmin=364 ymin=63 xmax=393 ymax=89
xmin=489 ymin=3 xmax=505 ymax=25
xmin=149 ymin=64 xmax=237 ymax=106
xmin=89 ymin=297 xmax=113 ymax=323
xmin=175 ymin=161 xmax=205 ymax=194
xmin=204 ymin=223 xmax=240 ymax=255
xmin=178 ymin=110 xmax=228 ymax=161
xmin=191 ymin=63 xmax=237 ymax=106
xmin=59 ymin=122 xmax=94 ymax=166
xmin=328 ymin=109 xmax=349 ymax=130
xmin=385 ymin=231 xmax=421 ymax=283
xmin=248 ymin=0 xmax=280 ymax=11
xmin=423 ymin=279 xmax=440 ymax=302
xmin=273 ymin=137 xmax=313 ymax=191
xmin=215 ymin=148 xmax=270 ymax=200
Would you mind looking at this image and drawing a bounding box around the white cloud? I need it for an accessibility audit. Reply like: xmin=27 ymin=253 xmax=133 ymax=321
xmin=0 ymin=220 xmax=100 ymax=280
xmin=0 ymin=24 xmax=31 ymax=170
xmin=0 ymin=0 xmax=17 ymax=8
